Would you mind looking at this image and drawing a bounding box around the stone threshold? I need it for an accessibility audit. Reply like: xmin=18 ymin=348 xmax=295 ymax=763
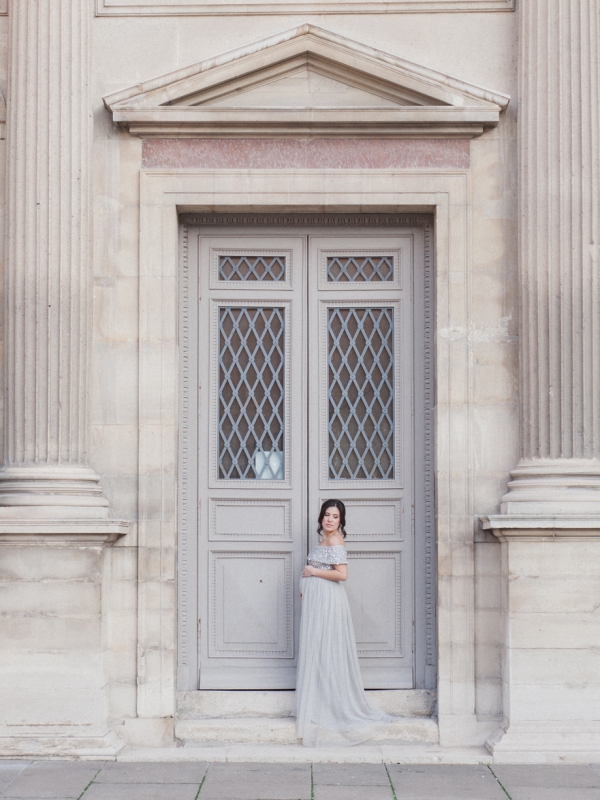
xmin=118 ymin=743 xmax=491 ymax=764
xmin=176 ymin=689 xmax=435 ymax=720
xmin=175 ymin=716 xmax=438 ymax=747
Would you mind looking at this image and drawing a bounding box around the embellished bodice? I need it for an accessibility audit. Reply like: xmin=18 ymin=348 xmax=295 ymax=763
xmin=306 ymin=544 xmax=348 ymax=571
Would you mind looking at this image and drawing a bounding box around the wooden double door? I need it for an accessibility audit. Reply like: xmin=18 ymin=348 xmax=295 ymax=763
xmin=178 ymin=218 xmax=434 ymax=692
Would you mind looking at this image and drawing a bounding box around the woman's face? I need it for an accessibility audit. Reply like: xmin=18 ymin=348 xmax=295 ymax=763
xmin=322 ymin=507 xmax=341 ymax=532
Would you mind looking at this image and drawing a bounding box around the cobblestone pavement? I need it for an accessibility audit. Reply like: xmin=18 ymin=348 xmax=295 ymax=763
xmin=2 ymin=761 xmax=600 ymax=799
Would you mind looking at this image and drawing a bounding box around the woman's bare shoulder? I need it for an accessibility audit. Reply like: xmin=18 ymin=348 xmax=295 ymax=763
xmin=329 ymin=532 xmax=346 ymax=547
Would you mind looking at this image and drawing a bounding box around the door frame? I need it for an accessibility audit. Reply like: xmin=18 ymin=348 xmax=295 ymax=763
xmin=137 ymin=168 xmax=478 ymax=745
xmin=179 ymin=222 xmax=433 ymax=692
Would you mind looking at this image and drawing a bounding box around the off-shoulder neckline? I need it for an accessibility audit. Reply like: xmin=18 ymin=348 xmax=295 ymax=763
xmin=315 ymin=543 xmax=346 ymax=549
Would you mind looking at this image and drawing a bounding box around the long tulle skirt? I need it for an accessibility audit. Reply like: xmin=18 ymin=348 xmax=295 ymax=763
xmin=295 ymin=576 xmax=392 ymax=747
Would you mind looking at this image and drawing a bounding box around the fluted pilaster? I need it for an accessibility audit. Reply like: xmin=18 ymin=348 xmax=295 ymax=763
xmin=0 ymin=0 xmax=109 ymax=517
xmin=501 ymin=0 xmax=600 ymax=517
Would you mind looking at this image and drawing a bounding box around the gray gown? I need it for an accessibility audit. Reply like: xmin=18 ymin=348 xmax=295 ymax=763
xmin=295 ymin=544 xmax=393 ymax=747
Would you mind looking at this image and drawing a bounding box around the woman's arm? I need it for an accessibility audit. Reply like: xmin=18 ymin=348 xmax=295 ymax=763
xmin=301 ymin=564 xmax=348 ymax=582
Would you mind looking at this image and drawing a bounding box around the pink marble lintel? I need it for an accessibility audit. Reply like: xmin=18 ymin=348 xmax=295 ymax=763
xmin=142 ymin=138 xmax=470 ymax=170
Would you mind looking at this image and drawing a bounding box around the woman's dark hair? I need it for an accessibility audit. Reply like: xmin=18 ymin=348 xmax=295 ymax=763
xmin=317 ymin=499 xmax=347 ymax=539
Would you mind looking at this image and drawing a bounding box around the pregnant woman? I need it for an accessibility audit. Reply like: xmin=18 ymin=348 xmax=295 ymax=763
xmin=296 ymin=499 xmax=392 ymax=747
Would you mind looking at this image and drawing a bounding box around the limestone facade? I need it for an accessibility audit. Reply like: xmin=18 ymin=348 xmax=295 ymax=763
xmin=0 ymin=0 xmax=596 ymax=763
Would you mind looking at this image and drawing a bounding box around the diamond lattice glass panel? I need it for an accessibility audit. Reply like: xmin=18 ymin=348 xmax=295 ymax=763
xmin=328 ymin=307 xmax=394 ymax=480
xmin=327 ymin=255 xmax=394 ymax=283
xmin=219 ymin=254 xmax=286 ymax=282
xmin=218 ymin=307 xmax=285 ymax=480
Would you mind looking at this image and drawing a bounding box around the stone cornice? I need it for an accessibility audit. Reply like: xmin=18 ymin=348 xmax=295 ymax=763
xmin=97 ymin=0 xmax=514 ymax=15
xmin=104 ymin=25 xmax=510 ymax=139
xmin=0 ymin=520 xmax=131 ymax=544
xmin=480 ymin=515 xmax=600 ymax=541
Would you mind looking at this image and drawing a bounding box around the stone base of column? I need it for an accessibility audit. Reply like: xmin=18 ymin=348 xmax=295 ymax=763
xmin=0 ymin=465 xmax=111 ymax=519
xmin=487 ymin=722 xmax=600 ymax=764
xmin=499 ymin=458 xmax=600 ymax=516
xmin=483 ymin=458 xmax=600 ymax=540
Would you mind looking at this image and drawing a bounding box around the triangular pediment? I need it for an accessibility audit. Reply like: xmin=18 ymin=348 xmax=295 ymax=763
xmin=104 ymin=24 xmax=510 ymax=138
xmin=203 ymin=67 xmax=408 ymax=109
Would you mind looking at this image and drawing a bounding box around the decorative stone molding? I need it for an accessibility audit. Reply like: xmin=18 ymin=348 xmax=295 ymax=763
xmin=104 ymin=25 xmax=509 ymax=139
xmin=481 ymin=515 xmax=600 ymax=541
xmin=0 ymin=0 xmax=123 ymax=531
xmin=139 ymin=168 xmax=480 ymax=743
xmin=486 ymin=0 xmax=600 ymax=526
xmin=0 ymin=728 xmax=124 ymax=759
xmin=487 ymin=722 xmax=600 ymax=765
xmin=0 ymin=520 xmax=129 ymax=545
xmin=0 ymin=90 xmax=6 ymax=140
xmin=97 ymin=0 xmax=514 ymax=15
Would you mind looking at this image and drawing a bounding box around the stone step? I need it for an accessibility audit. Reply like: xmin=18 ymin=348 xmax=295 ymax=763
xmin=175 ymin=716 xmax=439 ymax=746
xmin=176 ymin=689 xmax=436 ymax=719
xmin=121 ymin=742 xmax=490 ymax=765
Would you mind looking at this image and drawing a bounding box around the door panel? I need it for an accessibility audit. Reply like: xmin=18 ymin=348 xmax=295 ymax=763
xmin=209 ymin=551 xmax=292 ymax=655
xmin=347 ymin=553 xmax=401 ymax=651
xmin=197 ymin=234 xmax=306 ymax=689
xmin=339 ymin=499 xmax=403 ymax=541
xmin=209 ymin=499 xmax=291 ymax=541
xmin=309 ymin=235 xmax=416 ymax=689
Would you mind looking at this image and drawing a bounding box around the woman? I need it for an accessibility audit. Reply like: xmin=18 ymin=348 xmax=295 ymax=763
xmin=295 ymin=499 xmax=393 ymax=747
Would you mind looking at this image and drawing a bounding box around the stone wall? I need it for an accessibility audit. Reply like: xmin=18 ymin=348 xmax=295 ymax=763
xmin=0 ymin=2 xmax=525 ymax=755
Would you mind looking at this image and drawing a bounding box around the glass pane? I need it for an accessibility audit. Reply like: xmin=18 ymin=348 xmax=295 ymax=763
xmin=328 ymin=307 xmax=394 ymax=480
xmin=327 ymin=255 xmax=394 ymax=283
xmin=218 ymin=307 xmax=285 ymax=480
xmin=219 ymin=254 xmax=286 ymax=282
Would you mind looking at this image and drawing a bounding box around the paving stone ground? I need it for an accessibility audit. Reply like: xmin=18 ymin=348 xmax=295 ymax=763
xmin=1 ymin=761 xmax=600 ymax=799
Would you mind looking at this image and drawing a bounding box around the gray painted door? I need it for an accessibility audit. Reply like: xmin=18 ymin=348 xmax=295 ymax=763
xmin=308 ymin=235 xmax=416 ymax=689
xmin=178 ymin=219 xmax=434 ymax=692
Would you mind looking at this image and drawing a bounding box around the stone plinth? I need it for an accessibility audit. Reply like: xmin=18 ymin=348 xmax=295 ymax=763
xmin=481 ymin=533 xmax=600 ymax=762
xmin=0 ymin=542 xmax=123 ymax=758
